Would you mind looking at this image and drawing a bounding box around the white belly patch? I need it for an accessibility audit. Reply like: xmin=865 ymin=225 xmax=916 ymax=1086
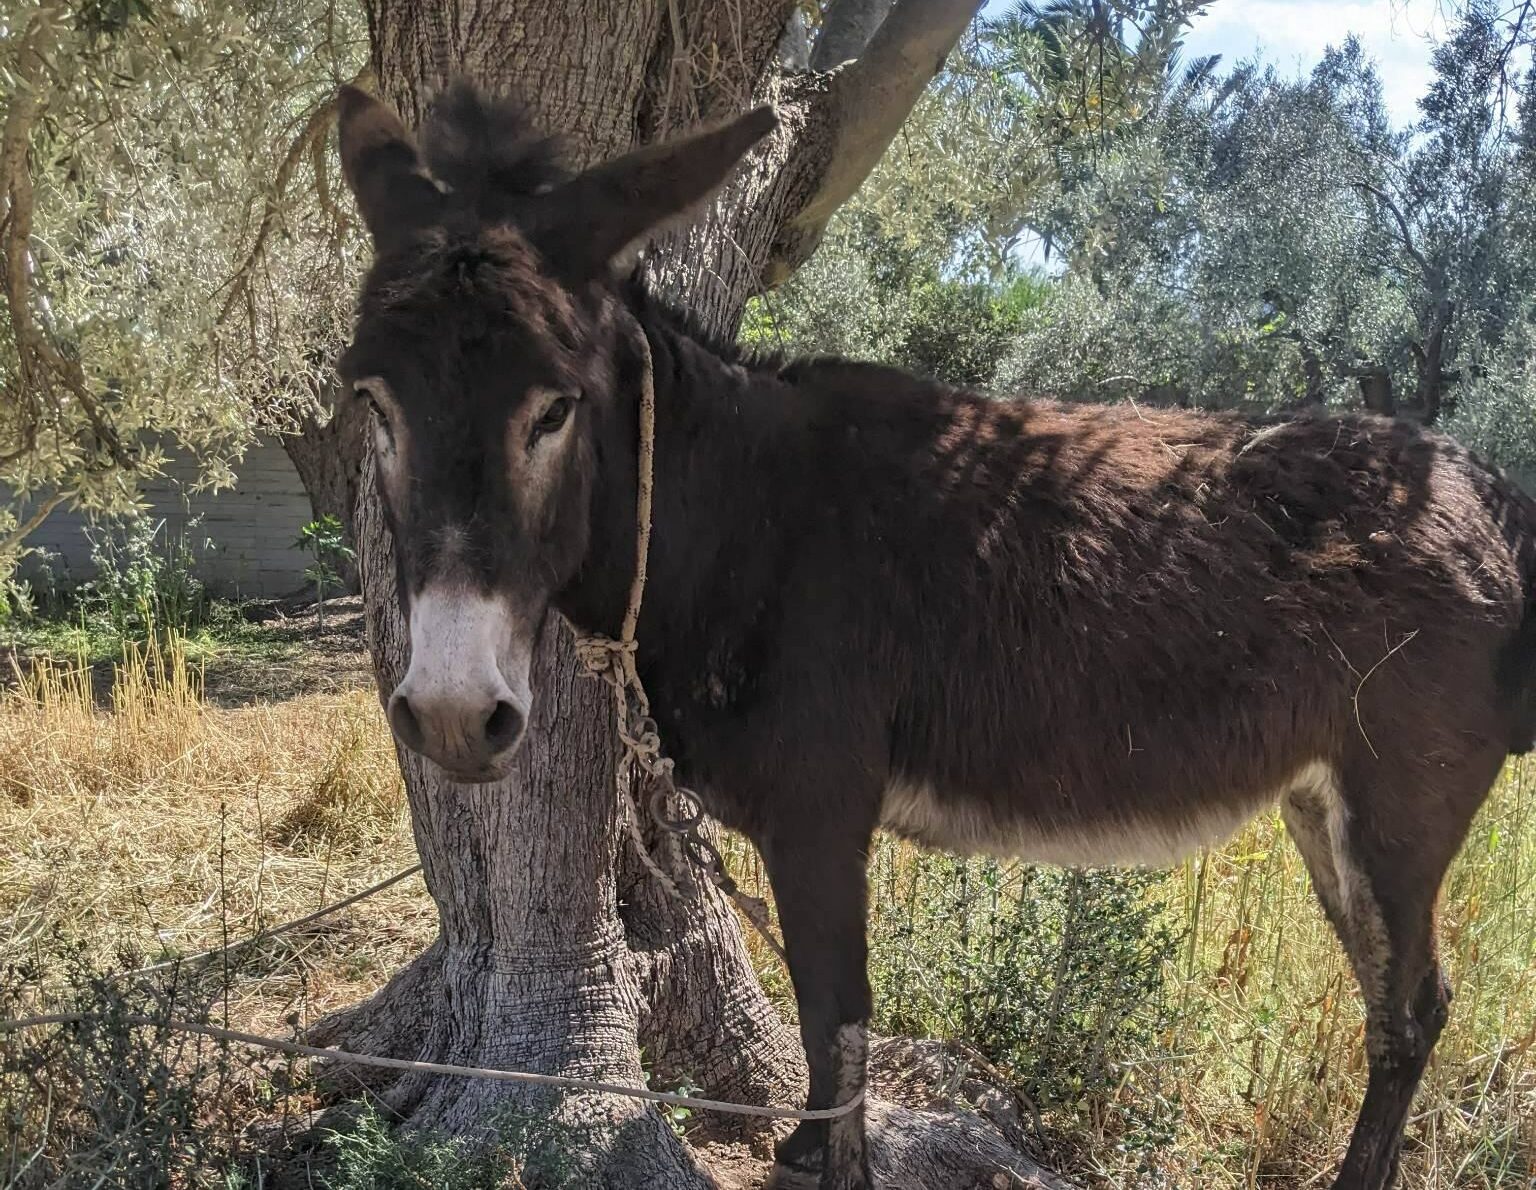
xmin=878 ymin=766 xmax=1328 ymax=868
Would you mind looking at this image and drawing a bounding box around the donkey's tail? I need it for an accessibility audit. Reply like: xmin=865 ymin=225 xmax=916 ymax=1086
xmin=1496 ymin=603 xmax=1536 ymax=754
xmin=1495 ymin=479 xmax=1536 ymax=755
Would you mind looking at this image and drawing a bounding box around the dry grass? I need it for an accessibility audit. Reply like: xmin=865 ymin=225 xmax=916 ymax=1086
xmin=0 ymin=641 xmax=434 ymax=1038
xmin=2 ymin=641 xmax=1533 ymax=1187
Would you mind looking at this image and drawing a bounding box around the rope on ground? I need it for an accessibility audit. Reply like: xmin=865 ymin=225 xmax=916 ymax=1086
xmin=0 ymin=1012 xmax=864 ymax=1122
xmin=573 ymin=328 xmax=788 ymax=967
xmin=118 ymin=865 xmax=425 ymax=980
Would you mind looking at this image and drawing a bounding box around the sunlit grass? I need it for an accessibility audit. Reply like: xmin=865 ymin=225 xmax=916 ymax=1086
xmin=3 ymin=641 xmax=1532 ymax=1186
xmin=0 ymin=640 xmax=430 ymax=1036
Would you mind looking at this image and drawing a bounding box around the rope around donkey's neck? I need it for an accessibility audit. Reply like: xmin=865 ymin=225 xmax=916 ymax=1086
xmin=0 ymin=1012 xmax=865 ymax=1121
xmin=572 ymin=327 xmax=788 ymax=967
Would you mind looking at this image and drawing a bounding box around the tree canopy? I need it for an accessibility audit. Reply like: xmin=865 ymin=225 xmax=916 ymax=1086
xmin=0 ymin=0 xmax=364 ymax=561
xmin=761 ymin=1 xmax=1536 ymax=483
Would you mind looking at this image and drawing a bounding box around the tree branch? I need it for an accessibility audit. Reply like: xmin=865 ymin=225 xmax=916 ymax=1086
xmin=811 ymin=0 xmax=897 ymax=71
xmin=812 ymin=0 xmax=980 ymax=226
xmin=1353 ymin=180 xmax=1434 ymax=285
xmin=215 ymin=66 xmax=374 ymax=327
xmin=1 ymin=4 xmax=130 ymax=473
xmin=0 ymin=488 xmax=72 ymax=558
xmin=766 ymin=0 xmax=982 ymax=281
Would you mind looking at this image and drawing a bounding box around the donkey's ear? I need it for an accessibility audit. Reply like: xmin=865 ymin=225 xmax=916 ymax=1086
xmin=532 ymin=106 xmax=777 ymax=277
xmin=336 ymin=85 xmax=444 ymax=251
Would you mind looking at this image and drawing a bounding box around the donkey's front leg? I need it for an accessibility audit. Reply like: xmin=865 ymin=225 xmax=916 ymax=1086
xmin=764 ymin=825 xmax=875 ymax=1190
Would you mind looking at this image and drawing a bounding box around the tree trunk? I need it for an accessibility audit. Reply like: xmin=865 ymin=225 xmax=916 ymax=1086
xmin=311 ymin=455 xmax=715 ymax=1184
xmin=1297 ymin=341 xmax=1327 ymax=408
xmin=812 ymin=0 xmax=898 ymax=71
xmin=312 ymin=3 xmax=817 ymax=1174
xmin=1408 ymin=299 xmax=1455 ymax=426
xmin=1357 ymin=367 xmax=1395 ymax=415
xmin=308 ymin=3 xmax=1062 ymax=1187
xmin=280 ymin=412 xmax=357 ymax=532
xmin=280 ymin=399 xmax=363 ymax=591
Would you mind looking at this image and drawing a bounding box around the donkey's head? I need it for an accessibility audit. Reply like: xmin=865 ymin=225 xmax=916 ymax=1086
xmin=336 ymin=83 xmax=773 ymax=781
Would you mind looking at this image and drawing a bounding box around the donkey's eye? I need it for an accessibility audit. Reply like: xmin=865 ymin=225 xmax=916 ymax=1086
xmin=534 ymin=396 xmax=574 ymax=436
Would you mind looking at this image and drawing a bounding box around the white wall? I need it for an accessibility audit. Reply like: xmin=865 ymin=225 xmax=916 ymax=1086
xmin=20 ymin=437 xmax=316 ymax=599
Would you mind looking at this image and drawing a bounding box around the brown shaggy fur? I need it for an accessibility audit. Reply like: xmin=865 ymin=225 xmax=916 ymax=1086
xmin=337 ymin=82 xmax=1536 ymax=1190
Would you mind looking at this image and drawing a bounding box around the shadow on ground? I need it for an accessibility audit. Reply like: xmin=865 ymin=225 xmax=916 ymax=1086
xmin=202 ymin=595 xmax=375 ymax=706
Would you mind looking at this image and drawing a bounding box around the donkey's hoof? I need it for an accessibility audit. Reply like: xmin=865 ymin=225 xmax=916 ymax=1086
xmin=764 ymin=1159 xmax=821 ymax=1190
xmin=764 ymin=1161 xmax=870 ymax=1190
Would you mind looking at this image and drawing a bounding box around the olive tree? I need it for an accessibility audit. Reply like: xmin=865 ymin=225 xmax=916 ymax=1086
xmin=0 ymin=0 xmax=366 ymax=566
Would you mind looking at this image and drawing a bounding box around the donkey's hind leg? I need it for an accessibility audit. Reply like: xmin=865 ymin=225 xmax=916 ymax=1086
xmin=1282 ymin=755 xmax=1490 ymax=1190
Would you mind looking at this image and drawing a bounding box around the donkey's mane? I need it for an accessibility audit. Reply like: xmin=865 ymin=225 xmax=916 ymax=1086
xmin=621 ymin=276 xmax=789 ymax=374
xmin=421 ymin=83 xmax=568 ymax=223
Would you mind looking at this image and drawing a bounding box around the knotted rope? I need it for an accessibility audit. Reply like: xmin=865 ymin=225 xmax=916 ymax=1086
xmin=573 ymin=329 xmax=787 ymax=966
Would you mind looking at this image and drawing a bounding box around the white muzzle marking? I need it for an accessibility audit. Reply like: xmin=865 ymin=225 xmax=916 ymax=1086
xmin=389 ymin=585 xmax=532 ymax=774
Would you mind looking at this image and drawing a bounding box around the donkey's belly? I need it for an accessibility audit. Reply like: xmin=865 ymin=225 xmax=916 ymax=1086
xmin=878 ymin=763 xmax=1331 ymax=867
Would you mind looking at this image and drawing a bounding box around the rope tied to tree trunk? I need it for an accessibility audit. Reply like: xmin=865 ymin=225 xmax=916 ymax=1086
xmin=0 ymin=1012 xmax=866 ymax=1121
xmin=573 ymin=327 xmax=788 ymax=967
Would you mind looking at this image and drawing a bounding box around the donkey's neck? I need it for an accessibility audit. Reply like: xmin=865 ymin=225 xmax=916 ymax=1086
xmin=552 ymin=302 xmax=792 ymax=647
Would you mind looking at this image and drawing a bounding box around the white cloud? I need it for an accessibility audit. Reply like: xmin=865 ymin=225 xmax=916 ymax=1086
xmin=1183 ymin=0 xmax=1447 ymax=125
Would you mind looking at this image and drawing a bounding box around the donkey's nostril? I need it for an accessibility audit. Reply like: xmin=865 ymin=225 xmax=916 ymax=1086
xmin=484 ymin=698 xmax=526 ymax=754
xmin=387 ymin=690 xmax=426 ymax=753
xmin=386 ymin=681 xmax=524 ymax=776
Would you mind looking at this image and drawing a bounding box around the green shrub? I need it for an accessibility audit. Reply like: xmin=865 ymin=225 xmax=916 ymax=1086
xmin=868 ymin=853 xmax=1182 ymax=1139
xmin=323 ymin=1106 xmax=592 ymax=1190
xmin=0 ymin=948 xmax=249 ymax=1189
xmin=81 ymin=516 xmax=212 ymax=640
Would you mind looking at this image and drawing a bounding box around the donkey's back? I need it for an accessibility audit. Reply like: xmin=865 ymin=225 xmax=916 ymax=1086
xmin=822 ymin=381 xmax=1535 ymax=868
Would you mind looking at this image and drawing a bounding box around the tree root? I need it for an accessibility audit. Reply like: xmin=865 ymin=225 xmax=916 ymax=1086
xmin=695 ymin=1037 xmax=1076 ymax=1189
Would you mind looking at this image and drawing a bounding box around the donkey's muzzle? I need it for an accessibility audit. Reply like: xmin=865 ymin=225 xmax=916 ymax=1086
xmin=387 ymin=680 xmax=527 ymax=780
xmin=388 ymin=583 xmax=534 ymax=781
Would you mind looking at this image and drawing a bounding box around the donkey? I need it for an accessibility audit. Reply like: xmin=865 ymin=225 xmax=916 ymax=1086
xmin=335 ymin=82 xmax=1536 ymax=1190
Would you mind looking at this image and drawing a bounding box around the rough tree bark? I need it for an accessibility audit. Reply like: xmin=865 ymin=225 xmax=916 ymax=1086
xmin=281 ymin=399 xmax=363 ymax=591
xmin=281 ymin=404 xmax=359 ymax=534
xmin=307 ymin=3 xmax=1066 ymax=1186
xmin=1408 ymin=299 xmax=1456 ymax=425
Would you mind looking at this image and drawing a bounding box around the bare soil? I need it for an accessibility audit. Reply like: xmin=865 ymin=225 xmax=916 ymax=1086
xmin=203 ymin=594 xmax=375 ymax=705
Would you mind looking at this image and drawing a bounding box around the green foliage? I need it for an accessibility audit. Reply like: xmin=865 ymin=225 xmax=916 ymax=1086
xmin=868 ymin=855 xmax=1182 ymax=1139
xmin=991 ymin=15 xmax=1536 ymax=437
xmin=0 ymin=515 xmax=292 ymax=665
xmin=81 ymin=517 xmax=212 ymax=641
xmin=1442 ymin=309 xmax=1536 ymax=483
xmin=745 ymin=235 xmax=1050 ymax=389
xmin=0 ymin=0 xmax=367 ymax=572
xmin=0 ymin=948 xmax=252 ymax=1189
xmin=647 ymin=1074 xmax=701 ymax=1138
xmin=295 ymin=515 xmax=355 ymax=627
xmin=324 ymin=1105 xmax=593 ymax=1190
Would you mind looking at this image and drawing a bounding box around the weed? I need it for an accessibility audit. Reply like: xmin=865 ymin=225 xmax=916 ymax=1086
xmin=322 ymin=1104 xmax=593 ymax=1189
xmin=294 ymin=516 xmax=355 ymax=630
xmin=81 ymin=516 xmax=212 ymax=641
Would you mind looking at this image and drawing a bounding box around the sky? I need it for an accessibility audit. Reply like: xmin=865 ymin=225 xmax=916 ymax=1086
xmin=979 ymin=0 xmax=1451 ymax=128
